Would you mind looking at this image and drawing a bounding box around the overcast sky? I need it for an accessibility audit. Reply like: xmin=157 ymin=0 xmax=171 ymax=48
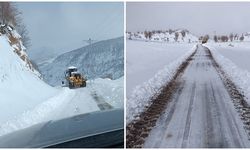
xmin=17 ymin=2 xmax=123 ymax=52
xmin=127 ymin=2 xmax=250 ymax=36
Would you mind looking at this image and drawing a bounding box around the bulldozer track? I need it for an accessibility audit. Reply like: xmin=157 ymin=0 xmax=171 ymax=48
xmin=126 ymin=48 xmax=197 ymax=148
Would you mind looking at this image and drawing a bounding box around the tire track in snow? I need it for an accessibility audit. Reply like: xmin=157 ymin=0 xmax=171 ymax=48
xmin=91 ymin=91 xmax=113 ymax=110
xmin=181 ymin=82 xmax=196 ymax=148
xmin=153 ymin=80 xmax=185 ymax=147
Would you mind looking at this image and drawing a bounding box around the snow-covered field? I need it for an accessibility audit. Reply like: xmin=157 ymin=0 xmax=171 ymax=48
xmin=126 ymin=40 xmax=197 ymax=123
xmin=204 ymin=42 xmax=250 ymax=105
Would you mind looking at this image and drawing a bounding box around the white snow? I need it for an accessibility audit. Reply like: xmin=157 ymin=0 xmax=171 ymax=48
xmin=204 ymin=42 xmax=250 ymax=105
xmin=89 ymin=77 xmax=124 ymax=108
xmin=126 ymin=40 xmax=197 ymax=123
xmin=0 ymin=35 xmax=58 ymax=124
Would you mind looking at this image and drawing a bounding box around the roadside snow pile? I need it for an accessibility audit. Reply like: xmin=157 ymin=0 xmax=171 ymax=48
xmin=89 ymin=77 xmax=124 ymax=108
xmin=0 ymin=88 xmax=75 ymax=137
xmin=126 ymin=44 xmax=197 ymax=124
xmin=204 ymin=43 xmax=250 ymax=105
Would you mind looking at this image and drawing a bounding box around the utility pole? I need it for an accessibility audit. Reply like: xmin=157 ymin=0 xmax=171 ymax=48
xmin=83 ymin=38 xmax=97 ymax=45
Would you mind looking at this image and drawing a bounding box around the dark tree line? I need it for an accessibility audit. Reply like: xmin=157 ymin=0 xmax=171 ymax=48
xmin=213 ymin=33 xmax=244 ymax=42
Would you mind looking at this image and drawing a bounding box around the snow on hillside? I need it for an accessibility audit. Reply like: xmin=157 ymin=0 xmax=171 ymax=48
xmin=39 ymin=37 xmax=124 ymax=86
xmin=126 ymin=40 xmax=197 ymax=123
xmin=204 ymin=42 xmax=250 ymax=105
xmin=127 ymin=29 xmax=198 ymax=43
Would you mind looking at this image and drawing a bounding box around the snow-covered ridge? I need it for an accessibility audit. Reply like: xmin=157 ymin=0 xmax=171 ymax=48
xmin=204 ymin=44 xmax=250 ymax=105
xmin=126 ymin=44 xmax=197 ymax=124
xmin=126 ymin=29 xmax=199 ymax=43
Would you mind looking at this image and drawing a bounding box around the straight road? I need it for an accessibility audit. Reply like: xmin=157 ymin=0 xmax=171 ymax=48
xmin=143 ymin=45 xmax=250 ymax=148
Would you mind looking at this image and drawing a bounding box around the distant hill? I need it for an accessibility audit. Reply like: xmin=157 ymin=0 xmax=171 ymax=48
xmin=39 ymin=37 xmax=124 ymax=86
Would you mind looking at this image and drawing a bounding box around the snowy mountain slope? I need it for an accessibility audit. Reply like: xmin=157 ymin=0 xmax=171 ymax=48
xmin=127 ymin=29 xmax=198 ymax=43
xmin=39 ymin=37 xmax=124 ymax=86
xmin=0 ymin=31 xmax=58 ymax=124
xmin=28 ymin=46 xmax=58 ymax=65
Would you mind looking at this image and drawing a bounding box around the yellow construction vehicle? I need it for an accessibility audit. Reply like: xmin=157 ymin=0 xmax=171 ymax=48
xmin=65 ymin=66 xmax=86 ymax=89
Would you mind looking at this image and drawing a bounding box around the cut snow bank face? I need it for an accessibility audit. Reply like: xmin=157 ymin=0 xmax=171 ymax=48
xmin=0 ymin=35 xmax=58 ymax=125
xmin=204 ymin=43 xmax=250 ymax=106
xmin=126 ymin=42 xmax=197 ymax=124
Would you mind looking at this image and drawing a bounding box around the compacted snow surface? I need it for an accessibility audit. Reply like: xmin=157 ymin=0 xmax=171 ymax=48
xmin=0 ymin=35 xmax=123 ymax=137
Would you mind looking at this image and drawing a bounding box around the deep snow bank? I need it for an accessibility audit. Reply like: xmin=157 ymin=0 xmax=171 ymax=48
xmin=126 ymin=41 xmax=197 ymax=124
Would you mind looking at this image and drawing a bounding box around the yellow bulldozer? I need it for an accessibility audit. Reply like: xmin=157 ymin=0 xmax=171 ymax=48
xmin=64 ymin=66 xmax=86 ymax=89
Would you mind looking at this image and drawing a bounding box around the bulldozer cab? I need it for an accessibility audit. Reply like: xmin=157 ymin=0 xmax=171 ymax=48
xmin=65 ymin=66 xmax=77 ymax=78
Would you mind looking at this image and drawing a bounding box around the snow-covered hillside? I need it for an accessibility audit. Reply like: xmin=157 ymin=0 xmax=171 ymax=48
xmin=127 ymin=29 xmax=198 ymax=43
xmin=0 ymin=28 xmax=124 ymax=137
xmin=39 ymin=37 xmax=124 ymax=86
xmin=126 ymin=40 xmax=196 ymax=123
xmin=0 ymin=27 xmax=58 ymax=124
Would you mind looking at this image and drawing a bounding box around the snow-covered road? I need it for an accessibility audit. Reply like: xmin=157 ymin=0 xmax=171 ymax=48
xmin=0 ymin=77 xmax=123 ymax=137
xmin=143 ymin=45 xmax=250 ymax=148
